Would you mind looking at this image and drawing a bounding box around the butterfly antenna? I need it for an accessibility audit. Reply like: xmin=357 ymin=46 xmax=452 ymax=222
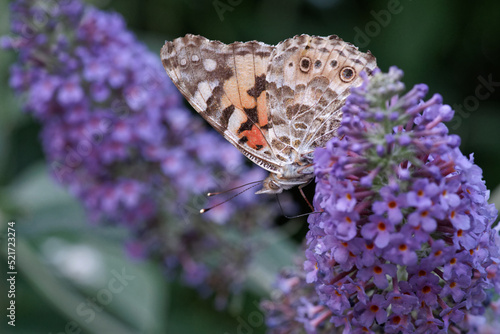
xmin=206 ymin=180 xmax=264 ymax=197
xmin=200 ymin=181 xmax=263 ymax=214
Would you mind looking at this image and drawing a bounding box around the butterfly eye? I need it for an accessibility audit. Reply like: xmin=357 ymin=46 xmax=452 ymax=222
xmin=299 ymin=57 xmax=311 ymax=73
xmin=269 ymin=180 xmax=281 ymax=190
xmin=340 ymin=66 xmax=356 ymax=82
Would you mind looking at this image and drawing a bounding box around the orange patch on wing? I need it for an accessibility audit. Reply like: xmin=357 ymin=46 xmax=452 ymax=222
xmin=223 ymin=76 xmax=240 ymax=107
xmin=241 ymin=125 xmax=268 ymax=150
xmin=241 ymin=93 xmax=256 ymax=109
xmin=253 ymin=55 xmax=269 ymax=129
xmin=234 ymin=54 xmax=257 ymax=109
xmin=256 ymin=93 xmax=268 ymax=128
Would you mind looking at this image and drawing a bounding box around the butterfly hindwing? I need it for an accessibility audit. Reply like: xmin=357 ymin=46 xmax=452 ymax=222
xmin=265 ymin=35 xmax=378 ymax=158
xmin=161 ymin=35 xmax=282 ymax=173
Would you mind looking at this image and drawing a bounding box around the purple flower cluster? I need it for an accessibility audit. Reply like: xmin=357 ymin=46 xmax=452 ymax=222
xmin=264 ymin=68 xmax=500 ymax=333
xmin=262 ymin=268 xmax=336 ymax=334
xmin=4 ymin=0 xmax=278 ymax=304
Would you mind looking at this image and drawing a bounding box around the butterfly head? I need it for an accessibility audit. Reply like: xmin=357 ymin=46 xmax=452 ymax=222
xmin=255 ymin=160 xmax=314 ymax=194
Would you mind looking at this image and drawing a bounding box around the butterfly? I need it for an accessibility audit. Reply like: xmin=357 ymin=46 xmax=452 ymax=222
xmin=161 ymin=34 xmax=377 ymax=195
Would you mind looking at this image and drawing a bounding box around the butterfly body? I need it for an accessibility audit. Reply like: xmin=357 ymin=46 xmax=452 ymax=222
xmin=161 ymin=34 xmax=377 ymax=193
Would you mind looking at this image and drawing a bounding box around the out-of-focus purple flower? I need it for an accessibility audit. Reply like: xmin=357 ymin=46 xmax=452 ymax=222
xmin=261 ymin=269 xmax=335 ymax=334
xmin=4 ymin=0 xmax=280 ymax=304
xmin=263 ymin=68 xmax=500 ymax=333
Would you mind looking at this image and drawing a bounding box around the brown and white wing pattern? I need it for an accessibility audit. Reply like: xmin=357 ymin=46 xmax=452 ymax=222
xmin=161 ymin=34 xmax=377 ymax=193
xmin=161 ymin=34 xmax=282 ymax=174
xmin=265 ymin=34 xmax=377 ymax=159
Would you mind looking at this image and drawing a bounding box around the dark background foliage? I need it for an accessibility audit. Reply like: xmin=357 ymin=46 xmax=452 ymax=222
xmin=1 ymin=0 xmax=499 ymax=333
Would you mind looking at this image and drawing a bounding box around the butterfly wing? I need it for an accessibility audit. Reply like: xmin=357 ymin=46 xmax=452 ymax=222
xmin=265 ymin=34 xmax=377 ymax=161
xmin=161 ymin=34 xmax=282 ymax=174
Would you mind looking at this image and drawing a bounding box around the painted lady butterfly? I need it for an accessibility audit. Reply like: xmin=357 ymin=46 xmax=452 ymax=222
xmin=161 ymin=34 xmax=377 ymax=194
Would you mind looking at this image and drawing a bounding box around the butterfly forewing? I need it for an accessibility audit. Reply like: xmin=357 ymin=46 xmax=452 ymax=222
xmin=161 ymin=35 xmax=282 ymax=174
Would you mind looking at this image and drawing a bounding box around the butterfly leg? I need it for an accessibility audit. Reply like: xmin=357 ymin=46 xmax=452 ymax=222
xmin=298 ymin=183 xmax=314 ymax=212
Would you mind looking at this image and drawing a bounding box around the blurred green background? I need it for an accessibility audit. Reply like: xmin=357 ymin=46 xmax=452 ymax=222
xmin=1 ymin=0 xmax=499 ymax=333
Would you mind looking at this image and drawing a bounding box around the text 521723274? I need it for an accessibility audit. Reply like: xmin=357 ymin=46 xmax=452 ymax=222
xmin=6 ymin=221 xmax=16 ymax=327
